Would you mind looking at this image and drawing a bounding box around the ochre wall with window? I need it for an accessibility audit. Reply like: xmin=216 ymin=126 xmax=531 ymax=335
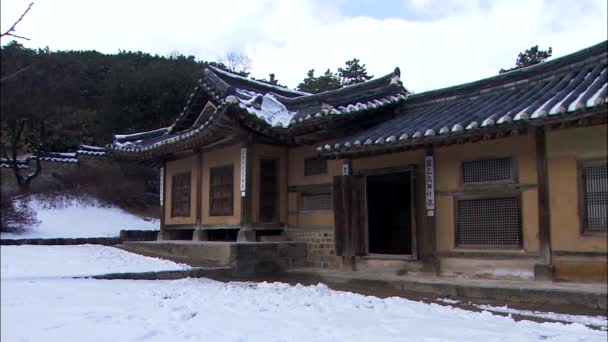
xmin=434 ymin=134 xmax=540 ymax=254
xmin=164 ymin=155 xmax=199 ymax=226
xmin=202 ymin=144 xmax=242 ymax=226
xmin=546 ymin=125 xmax=607 ymax=252
xmin=287 ymin=143 xmax=342 ymax=228
xmin=251 ymin=144 xmax=288 ymax=225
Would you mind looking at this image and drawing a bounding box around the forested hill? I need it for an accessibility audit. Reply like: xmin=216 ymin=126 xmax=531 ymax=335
xmin=1 ymin=42 xmax=377 ymax=153
xmin=1 ymin=41 xmax=205 ymax=151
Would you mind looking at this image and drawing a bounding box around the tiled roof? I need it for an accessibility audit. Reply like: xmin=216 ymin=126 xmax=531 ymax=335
xmin=0 ymin=146 xmax=109 ymax=169
xmin=110 ymin=66 xmax=408 ymax=157
xmin=319 ymin=41 xmax=608 ymax=156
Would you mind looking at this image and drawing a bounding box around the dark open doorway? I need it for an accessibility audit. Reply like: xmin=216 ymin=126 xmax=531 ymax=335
xmin=366 ymin=170 xmax=415 ymax=256
xmin=259 ymin=159 xmax=279 ymax=223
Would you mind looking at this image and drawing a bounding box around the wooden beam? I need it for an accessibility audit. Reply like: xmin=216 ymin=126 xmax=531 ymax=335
xmin=237 ymin=135 xmax=256 ymax=241
xmin=534 ymin=127 xmax=553 ymax=280
xmin=423 ymin=148 xmax=439 ymax=274
xmin=159 ymin=161 xmax=167 ymax=239
xmin=196 ymin=151 xmax=203 ymax=227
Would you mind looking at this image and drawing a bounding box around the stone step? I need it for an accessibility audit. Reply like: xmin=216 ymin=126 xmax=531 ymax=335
xmin=117 ymin=241 xmax=233 ymax=268
xmin=117 ymin=240 xmax=308 ymax=276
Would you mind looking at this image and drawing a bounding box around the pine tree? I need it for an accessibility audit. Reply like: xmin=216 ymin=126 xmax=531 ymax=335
xmin=338 ymin=58 xmax=373 ymax=86
xmin=253 ymin=73 xmax=286 ymax=88
xmin=297 ymin=69 xmax=342 ymax=93
xmin=500 ymin=45 xmax=552 ymax=74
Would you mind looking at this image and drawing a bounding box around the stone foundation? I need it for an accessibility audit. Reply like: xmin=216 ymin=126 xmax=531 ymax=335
xmin=286 ymin=228 xmax=337 ymax=269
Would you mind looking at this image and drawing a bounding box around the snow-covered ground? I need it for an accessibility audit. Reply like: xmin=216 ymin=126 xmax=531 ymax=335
xmin=1 ymin=245 xmax=606 ymax=341
xmin=437 ymin=298 xmax=607 ymax=330
xmin=1 ymin=197 xmax=159 ymax=239
xmin=1 ymin=245 xmax=190 ymax=278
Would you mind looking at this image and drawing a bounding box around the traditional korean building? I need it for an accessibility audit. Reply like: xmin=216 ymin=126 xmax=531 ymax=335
xmin=109 ymin=41 xmax=607 ymax=282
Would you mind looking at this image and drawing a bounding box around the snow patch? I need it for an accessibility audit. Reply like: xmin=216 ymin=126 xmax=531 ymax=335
xmin=1 ymin=197 xmax=158 ymax=239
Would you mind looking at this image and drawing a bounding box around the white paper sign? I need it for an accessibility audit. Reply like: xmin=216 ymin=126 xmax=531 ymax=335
xmin=425 ymin=156 xmax=435 ymax=214
xmin=159 ymin=167 xmax=164 ymax=206
xmin=240 ymin=148 xmax=247 ymax=196
xmin=342 ymin=162 xmax=350 ymax=176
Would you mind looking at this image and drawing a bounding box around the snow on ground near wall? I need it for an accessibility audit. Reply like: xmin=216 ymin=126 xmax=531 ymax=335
xmin=1 ymin=245 xmax=190 ymax=278
xmin=1 ymin=245 xmax=605 ymax=341
xmin=1 ymin=278 xmax=605 ymax=342
xmin=475 ymin=304 xmax=608 ymax=331
xmin=0 ymin=197 xmax=159 ymax=239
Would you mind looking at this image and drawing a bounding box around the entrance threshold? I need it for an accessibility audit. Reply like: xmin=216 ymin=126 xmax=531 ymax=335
xmin=365 ymin=253 xmax=417 ymax=261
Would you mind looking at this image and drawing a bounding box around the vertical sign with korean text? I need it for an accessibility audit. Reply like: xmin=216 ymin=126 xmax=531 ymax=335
xmin=240 ymin=148 xmax=247 ymax=197
xmin=425 ymin=156 xmax=435 ymax=216
xmin=159 ymin=167 xmax=164 ymax=206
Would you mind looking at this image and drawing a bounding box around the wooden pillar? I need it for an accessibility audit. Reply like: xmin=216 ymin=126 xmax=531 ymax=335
xmin=193 ymin=150 xmax=208 ymax=241
xmin=158 ymin=161 xmax=168 ymax=240
xmin=534 ymin=128 xmax=554 ymax=280
xmin=423 ymin=148 xmax=439 ymax=274
xmin=238 ymin=137 xmax=255 ymax=242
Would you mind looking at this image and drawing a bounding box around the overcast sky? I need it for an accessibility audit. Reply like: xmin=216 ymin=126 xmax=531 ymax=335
xmin=1 ymin=0 xmax=606 ymax=92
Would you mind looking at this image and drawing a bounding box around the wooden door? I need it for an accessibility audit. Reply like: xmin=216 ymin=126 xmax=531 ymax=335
xmin=333 ymin=175 xmax=366 ymax=257
xmin=259 ymin=159 xmax=279 ymax=223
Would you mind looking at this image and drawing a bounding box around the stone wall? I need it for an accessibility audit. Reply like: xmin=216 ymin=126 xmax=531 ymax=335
xmin=286 ymin=228 xmax=337 ymax=269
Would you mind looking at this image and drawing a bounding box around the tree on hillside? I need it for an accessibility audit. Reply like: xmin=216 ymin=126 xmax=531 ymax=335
xmin=218 ymin=52 xmax=251 ymax=77
xmin=253 ymin=73 xmax=287 ymax=88
xmin=297 ymin=69 xmax=342 ymax=93
xmin=338 ymin=58 xmax=373 ymax=86
xmin=500 ymin=45 xmax=553 ymax=74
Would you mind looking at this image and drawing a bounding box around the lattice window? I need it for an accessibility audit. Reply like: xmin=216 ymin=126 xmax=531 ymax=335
xmin=582 ymin=161 xmax=608 ymax=232
xmin=171 ymin=172 xmax=191 ymax=217
xmin=462 ymin=157 xmax=513 ymax=183
xmin=304 ymin=157 xmax=328 ymax=176
xmin=300 ymin=193 xmax=332 ymax=211
xmin=210 ymin=165 xmax=234 ymax=216
xmin=456 ymin=197 xmax=521 ymax=247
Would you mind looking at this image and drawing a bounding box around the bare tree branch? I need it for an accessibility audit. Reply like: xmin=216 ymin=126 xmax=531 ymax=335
xmin=1 ymin=2 xmax=34 ymax=41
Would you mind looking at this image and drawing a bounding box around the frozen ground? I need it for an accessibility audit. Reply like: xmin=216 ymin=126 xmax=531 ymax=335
xmin=0 ymin=197 xmax=159 ymax=239
xmin=1 ymin=245 xmax=190 ymax=278
xmin=1 ymin=245 xmax=606 ymax=342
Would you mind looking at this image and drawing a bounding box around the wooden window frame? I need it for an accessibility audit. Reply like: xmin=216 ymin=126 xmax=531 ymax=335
xmin=299 ymin=191 xmax=333 ymax=212
xmin=460 ymin=156 xmax=518 ymax=186
xmin=304 ymin=157 xmax=328 ymax=176
xmin=170 ymin=171 xmax=192 ymax=218
xmin=209 ymin=164 xmax=234 ymax=217
xmin=578 ymin=159 xmax=608 ymax=237
xmin=453 ymin=193 xmax=523 ymax=249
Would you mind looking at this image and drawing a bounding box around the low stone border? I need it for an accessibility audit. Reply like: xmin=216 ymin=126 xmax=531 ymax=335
xmin=0 ymin=230 xmax=159 ymax=246
xmin=88 ymin=267 xmax=232 ymax=280
xmin=284 ymin=269 xmax=608 ymax=311
xmin=1 ymin=237 xmax=122 ymax=246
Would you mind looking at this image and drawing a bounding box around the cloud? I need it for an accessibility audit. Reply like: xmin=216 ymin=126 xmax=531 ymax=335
xmin=1 ymin=0 xmax=606 ymax=92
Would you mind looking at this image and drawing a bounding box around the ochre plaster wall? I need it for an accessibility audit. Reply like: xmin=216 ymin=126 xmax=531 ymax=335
xmin=164 ymin=155 xmax=199 ymax=226
xmin=287 ymin=144 xmax=342 ymax=228
xmin=546 ymin=125 xmax=607 ymax=253
xmin=434 ymin=134 xmax=540 ymax=254
xmin=251 ymin=144 xmax=288 ymax=224
xmin=202 ymin=144 xmax=242 ymax=226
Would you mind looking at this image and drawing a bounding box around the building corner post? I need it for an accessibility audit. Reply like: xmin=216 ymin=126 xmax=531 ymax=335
xmin=423 ymin=148 xmax=439 ymax=274
xmin=237 ymin=136 xmax=256 ymax=242
xmin=534 ymin=127 xmax=554 ymax=280
xmin=158 ymin=160 xmax=168 ymax=241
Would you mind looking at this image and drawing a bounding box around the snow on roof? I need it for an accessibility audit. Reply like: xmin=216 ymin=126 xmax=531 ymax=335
xmin=207 ymin=65 xmax=311 ymax=97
